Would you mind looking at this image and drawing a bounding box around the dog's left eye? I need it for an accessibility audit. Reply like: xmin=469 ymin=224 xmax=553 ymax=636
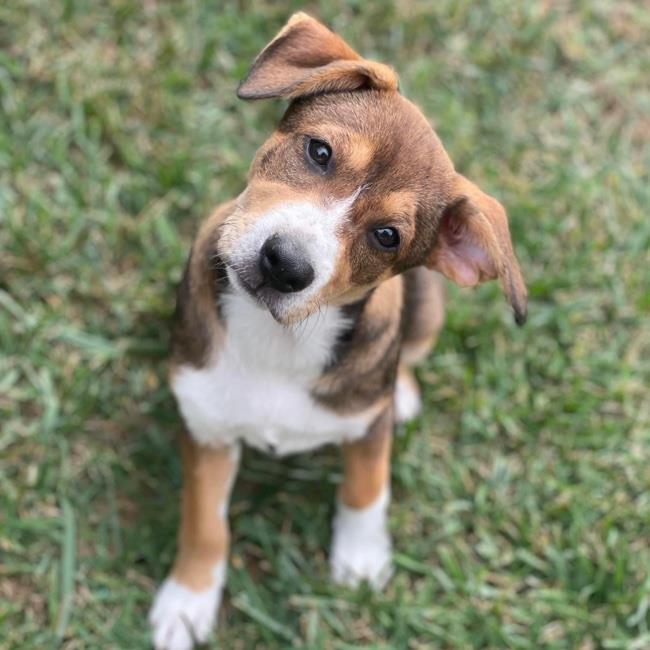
xmin=307 ymin=138 xmax=332 ymax=168
xmin=372 ymin=227 xmax=400 ymax=250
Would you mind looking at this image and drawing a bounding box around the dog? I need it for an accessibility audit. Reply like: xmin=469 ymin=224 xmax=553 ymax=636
xmin=149 ymin=13 xmax=527 ymax=650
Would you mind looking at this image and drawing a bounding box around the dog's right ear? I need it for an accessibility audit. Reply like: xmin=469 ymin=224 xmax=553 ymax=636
xmin=237 ymin=13 xmax=398 ymax=101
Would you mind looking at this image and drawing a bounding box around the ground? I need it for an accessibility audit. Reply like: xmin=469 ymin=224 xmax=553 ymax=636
xmin=1 ymin=1 xmax=649 ymax=648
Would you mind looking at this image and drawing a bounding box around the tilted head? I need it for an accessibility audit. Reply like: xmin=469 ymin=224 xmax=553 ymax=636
xmin=218 ymin=13 xmax=527 ymax=325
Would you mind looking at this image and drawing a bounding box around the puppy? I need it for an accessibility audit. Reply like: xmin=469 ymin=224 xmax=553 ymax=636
xmin=149 ymin=13 xmax=527 ymax=650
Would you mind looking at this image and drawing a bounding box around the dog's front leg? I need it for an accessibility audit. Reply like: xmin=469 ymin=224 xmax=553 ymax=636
xmin=331 ymin=408 xmax=393 ymax=589
xmin=149 ymin=434 xmax=240 ymax=650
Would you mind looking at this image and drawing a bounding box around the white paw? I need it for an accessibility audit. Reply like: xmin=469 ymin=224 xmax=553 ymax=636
xmin=149 ymin=563 xmax=225 ymax=650
xmin=330 ymin=489 xmax=393 ymax=589
xmin=394 ymin=370 xmax=422 ymax=423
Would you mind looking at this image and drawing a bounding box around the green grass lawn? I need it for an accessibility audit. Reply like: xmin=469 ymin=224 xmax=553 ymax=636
xmin=1 ymin=1 xmax=649 ymax=648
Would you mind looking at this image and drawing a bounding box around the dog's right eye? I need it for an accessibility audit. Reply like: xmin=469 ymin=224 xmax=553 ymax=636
xmin=306 ymin=138 xmax=332 ymax=170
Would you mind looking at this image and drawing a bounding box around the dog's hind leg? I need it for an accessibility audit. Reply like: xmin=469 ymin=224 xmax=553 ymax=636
xmin=395 ymin=268 xmax=446 ymax=422
xmin=149 ymin=434 xmax=240 ymax=650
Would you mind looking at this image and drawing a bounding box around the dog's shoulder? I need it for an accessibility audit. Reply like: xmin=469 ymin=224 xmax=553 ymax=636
xmin=171 ymin=200 xmax=236 ymax=369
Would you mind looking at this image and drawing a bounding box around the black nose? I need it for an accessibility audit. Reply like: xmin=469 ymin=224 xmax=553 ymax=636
xmin=259 ymin=234 xmax=315 ymax=293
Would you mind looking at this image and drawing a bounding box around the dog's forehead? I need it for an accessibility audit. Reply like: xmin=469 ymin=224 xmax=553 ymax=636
xmin=288 ymin=91 xmax=448 ymax=172
xmin=281 ymin=91 xmax=430 ymax=139
xmin=274 ymin=91 xmax=454 ymax=196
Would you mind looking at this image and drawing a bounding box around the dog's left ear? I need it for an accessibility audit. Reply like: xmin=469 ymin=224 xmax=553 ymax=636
xmin=237 ymin=12 xmax=398 ymax=100
xmin=427 ymin=175 xmax=528 ymax=325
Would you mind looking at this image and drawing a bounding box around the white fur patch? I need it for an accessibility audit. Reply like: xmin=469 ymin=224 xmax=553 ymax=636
xmin=394 ymin=372 xmax=422 ymax=423
xmin=149 ymin=562 xmax=225 ymax=650
xmin=330 ymin=488 xmax=393 ymax=589
xmin=229 ymin=194 xmax=359 ymax=310
xmin=172 ymin=291 xmax=374 ymax=455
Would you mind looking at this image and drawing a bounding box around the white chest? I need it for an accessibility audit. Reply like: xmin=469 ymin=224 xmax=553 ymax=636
xmin=171 ymin=292 xmax=371 ymax=455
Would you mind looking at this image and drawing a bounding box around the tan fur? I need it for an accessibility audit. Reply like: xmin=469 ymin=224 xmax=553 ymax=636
xmin=401 ymin=336 xmax=436 ymax=367
xmin=339 ymin=408 xmax=392 ymax=509
xmin=171 ymin=436 xmax=237 ymax=591
xmin=345 ymin=133 xmax=375 ymax=172
xmin=381 ymin=190 xmax=417 ymax=218
xmin=379 ymin=190 xmax=418 ymax=249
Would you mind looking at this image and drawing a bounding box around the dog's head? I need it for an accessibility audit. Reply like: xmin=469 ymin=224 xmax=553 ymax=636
xmin=218 ymin=13 xmax=527 ymax=325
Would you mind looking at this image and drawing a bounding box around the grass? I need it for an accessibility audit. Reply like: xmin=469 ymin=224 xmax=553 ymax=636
xmin=1 ymin=1 xmax=649 ymax=648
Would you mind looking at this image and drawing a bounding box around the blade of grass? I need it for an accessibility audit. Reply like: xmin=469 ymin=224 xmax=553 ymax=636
xmin=55 ymin=499 xmax=76 ymax=641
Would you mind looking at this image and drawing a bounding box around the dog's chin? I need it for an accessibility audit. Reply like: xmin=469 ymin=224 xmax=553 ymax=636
xmin=227 ymin=267 xmax=316 ymax=326
xmin=257 ymin=288 xmax=317 ymax=326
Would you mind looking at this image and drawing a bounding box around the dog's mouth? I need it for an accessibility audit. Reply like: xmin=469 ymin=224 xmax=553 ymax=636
xmin=227 ymin=266 xmax=260 ymax=301
xmin=226 ymin=265 xmax=308 ymax=325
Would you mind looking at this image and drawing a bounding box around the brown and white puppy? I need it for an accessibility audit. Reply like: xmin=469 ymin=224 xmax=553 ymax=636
xmin=149 ymin=13 xmax=527 ymax=650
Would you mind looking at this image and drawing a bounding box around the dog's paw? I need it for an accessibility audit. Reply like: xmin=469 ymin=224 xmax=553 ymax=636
xmin=394 ymin=368 xmax=422 ymax=423
xmin=330 ymin=490 xmax=393 ymax=589
xmin=149 ymin=564 xmax=225 ymax=650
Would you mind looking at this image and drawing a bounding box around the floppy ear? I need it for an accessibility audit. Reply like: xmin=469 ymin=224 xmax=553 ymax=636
xmin=427 ymin=175 xmax=528 ymax=325
xmin=237 ymin=12 xmax=398 ymax=100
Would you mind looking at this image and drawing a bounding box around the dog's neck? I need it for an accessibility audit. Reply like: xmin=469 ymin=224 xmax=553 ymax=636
xmin=219 ymin=286 xmax=350 ymax=380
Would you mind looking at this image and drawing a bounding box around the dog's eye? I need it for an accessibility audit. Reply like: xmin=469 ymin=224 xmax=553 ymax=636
xmin=307 ymin=138 xmax=332 ymax=168
xmin=372 ymin=227 xmax=400 ymax=250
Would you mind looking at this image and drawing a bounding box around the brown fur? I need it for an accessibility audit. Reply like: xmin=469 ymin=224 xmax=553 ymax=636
xmin=171 ymin=201 xmax=234 ymax=368
xmin=237 ymin=12 xmax=397 ymax=100
xmin=427 ymin=175 xmax=527 ymax=323
xmin=339 ymin=407 xmax=393 ymax=509
xmin=171 ymin=435 xmax=237 ymax=591
xmin=314 ymin=274 xmax=403 ymax=413
xmin=401 ymin=267 xmax=446 ymax=365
